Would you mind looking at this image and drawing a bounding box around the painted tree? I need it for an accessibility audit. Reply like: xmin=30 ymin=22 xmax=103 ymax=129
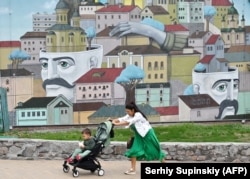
xmin=115 ymin=65 xmax=145 ymax=104
xmin=86 ymin=26 xmax=96 ymax=50
xmin=9 ymin=49 xmax=30 ymax=69
xmin=204 ymin=5 xmax=217 ymax=31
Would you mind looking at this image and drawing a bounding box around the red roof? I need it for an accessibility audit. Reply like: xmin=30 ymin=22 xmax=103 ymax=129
xmin=212 ymin=0 xmax=232 ymax=6
xmin=206 ymin=34 xmax=220 ymax=44
xmin=0 ymin=41 xmax=21 ymax=48
xmin=75 ymin=68 xmax=123 ymax=83
xmin=96 ymin=5 xmax=138 ymax=13
xmin=165 ymin=24 xmax=189 ymax=32
xmin=199 ymin=55 xmax=215 ymax=64
xmin=154 ymin=106 xmax=179 ymax=115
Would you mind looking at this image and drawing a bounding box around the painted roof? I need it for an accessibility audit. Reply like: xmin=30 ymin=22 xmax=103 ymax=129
xmin=0 ymin=41 xmax=21 ymax=48
xmin=179 ymin=94 xmax=219 ymax=109
xmin=73 ymin=102 xmax=106 ymax=111
xmin=88 ymin=104 xmax=159 ymax=119
xmin=154 ymin=106 xmax=179 ymax=115
xmin=96 ymin=5 xmax=139 ymax=13
xmin=165 ymin=24 xmax=189 ymax=32
xmin=212 ymin=0 xmax=232 ymax=6
xmin=206 ymin=34 xmax=220 ymax=44
xmin=20 ymin=32 xmax=47 ymax=39
xmin=0 ymin=68 xmax=33 ymax=77
xmin=226 ymin=45 xmax=250 ymax=53
xmin=15 ymin=97 xmax=56 ymax=109
xmin=75 ymin=68 xmax=123 ymax=83
xmin=145 ymin=6 xmax=168 ymax=15
xmin=199 ymin=55 xmax=214 ymax=64
xmin=189 ymin=31 xmax=209 ymax=38
xmin=106 ymin=45 xmax=167 ymax=56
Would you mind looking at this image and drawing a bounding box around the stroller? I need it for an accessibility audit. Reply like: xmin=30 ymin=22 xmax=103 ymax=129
xmin=62 ymin=120 xmax=114 ymax=177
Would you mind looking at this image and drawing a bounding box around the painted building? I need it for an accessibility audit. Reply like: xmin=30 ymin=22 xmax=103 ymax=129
xmin=188 ymin=31 xmax=213 ymax=58
xmin=95 ymin=4 xmax=141 ymax=33
xmin=210 ymin=0 xmax=232 ymax=29
xmin=73 ymin=102 xmax=106 ymax=124
xmin=221 ymin=3 xmax=245 ymax=48
xmin=155 ymin=106 xmax=179 ymax=122
xmin=177 ymin=0 xmax=204 ymax=24
xmin=32 ymin=12 xmax=56 ymax=32
xmin=88 ymin=103 xmax=160 ymax=124
xmin=20 ymin=32 xmax=47 ymax=65
xmin=15 ymin=95 xmax=73 ymax=126
xmin=74 ymin=68 xmax=125 ymax=105
xmin=105 ymin=45 xmax=169 ymax=83
xmin=135 ymin=82 xmax=170 ymax=107
xmin=140 ymin=5 xmax=171 ymax=24
xmin=178 ymin=94 xmax=219 ymax=121
xmin=79 ymin=0 xmax=104 ymax=30
xmin=168 ymin=49 xmax=201 ymax=85
xmin=0 ymin=41 xmax=21 ymax=69
xmin=45 ymin=0 xmax=87 ymax=52
xmin=0 ymin=69 xmax=34 ymax=112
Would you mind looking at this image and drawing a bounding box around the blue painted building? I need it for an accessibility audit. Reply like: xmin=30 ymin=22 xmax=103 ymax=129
xmin=15 ymin=95 xmax=73 ymax=126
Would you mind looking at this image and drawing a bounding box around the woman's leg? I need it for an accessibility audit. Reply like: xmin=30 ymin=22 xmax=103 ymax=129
xmin=131 ymin=157 xmax=136 ymax=171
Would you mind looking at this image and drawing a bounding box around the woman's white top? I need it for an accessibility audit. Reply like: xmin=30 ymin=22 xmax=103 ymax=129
xmin=118 ymin=112 xmax=152 ymax=137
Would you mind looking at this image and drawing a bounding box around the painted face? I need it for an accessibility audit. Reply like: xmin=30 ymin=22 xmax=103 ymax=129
xmin=192 ymin=67 xmax=239 ymax=119
xmin=39 ymin=44 xmax=103 ymax=101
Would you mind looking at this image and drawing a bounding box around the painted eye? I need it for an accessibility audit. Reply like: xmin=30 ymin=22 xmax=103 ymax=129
xmin=59 ymin=61 xmax=70 ymax=68
xmin=41 ymin=62 xmax=48 ymax=69
xmin=215 ymin=83 xmax=227 ymax=92
xmin=233 ymin=82 xmax=239 ymax=89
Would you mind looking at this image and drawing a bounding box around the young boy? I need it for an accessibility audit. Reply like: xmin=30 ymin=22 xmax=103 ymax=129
xmin=67 ymin=128 xmax=96 ymax=163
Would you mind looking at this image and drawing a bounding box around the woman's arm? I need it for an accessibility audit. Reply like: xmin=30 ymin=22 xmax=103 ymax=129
xmin=112 ymin=118 xmax=129 ymax=126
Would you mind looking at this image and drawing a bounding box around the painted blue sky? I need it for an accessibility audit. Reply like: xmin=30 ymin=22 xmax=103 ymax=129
xmin=0 ymin=0 xmax=249 ymax=41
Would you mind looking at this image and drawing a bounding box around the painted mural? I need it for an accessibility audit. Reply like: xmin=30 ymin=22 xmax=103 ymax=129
xmin=0 ymin=0 xmax=249 ymax=126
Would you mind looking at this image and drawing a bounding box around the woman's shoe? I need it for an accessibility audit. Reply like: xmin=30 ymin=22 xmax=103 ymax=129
xmin=124 ymin=169 xmax=136 ymax=175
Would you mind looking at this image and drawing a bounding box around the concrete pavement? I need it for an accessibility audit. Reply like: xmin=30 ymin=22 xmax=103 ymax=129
xmin=0 ymin=159 xmax=143 ymax=179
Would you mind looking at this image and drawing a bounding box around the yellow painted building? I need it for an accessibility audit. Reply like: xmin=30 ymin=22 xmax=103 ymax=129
xmin=168 ymin=49 xmax=201 ymax=85
xmin=0 ymin=41 xmax=21 ymax=69
xmin=46 ymin=0 xmax=87 ymax=53
xmin=212 ymin=1 xmax=232 ymax=29
xmin=141 ymin=6 xmax=171 ymax=24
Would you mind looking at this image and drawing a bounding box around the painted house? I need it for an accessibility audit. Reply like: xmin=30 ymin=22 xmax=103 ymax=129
xmin=0 ymin=41 xmax=21 ymax=69
xmin=15 ymin=95 xmax=73 ymax=126
xmin=88 ymin=103 xmax=160 ymax=124
xmin=74 ymin=68 xmax=125 ymax=105
xmin=105 ymin=45 xmax=169 ymax=84
xmin=0 ymin=69 xmax=34 ymax=112
xmin=95 ymin=4 xmax=141 ymax=33
xmin=140 ymin=5 xmax=170 ymax=24
xmin=73 ymin=102 xmax=106 ymax=124
xmin=154 ymin=106 xmax=179 ymax=122
xmin=178 ymin=94 xmax=219 ymax=121
xmin=135 ymin=82 xmax=170 ymax=107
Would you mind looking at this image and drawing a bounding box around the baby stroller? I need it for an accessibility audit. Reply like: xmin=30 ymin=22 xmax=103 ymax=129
xmin=62 ymin=120 xmax=114 ymax=177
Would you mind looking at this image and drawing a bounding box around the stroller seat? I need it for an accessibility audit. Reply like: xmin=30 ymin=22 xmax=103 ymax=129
xmin=62 ymin=120 xmax=114 ymax=177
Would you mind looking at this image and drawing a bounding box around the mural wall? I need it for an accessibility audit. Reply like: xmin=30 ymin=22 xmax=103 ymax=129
xmin=0 ymin=0 xmax=249 ymax=126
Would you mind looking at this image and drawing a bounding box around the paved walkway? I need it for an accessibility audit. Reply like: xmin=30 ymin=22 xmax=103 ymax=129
xmin=0 ymin=159 xmax=143 ymax=179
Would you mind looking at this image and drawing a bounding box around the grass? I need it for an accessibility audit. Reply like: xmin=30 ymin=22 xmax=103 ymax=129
xmin=1 ymin=123 xmax=250 ymax=142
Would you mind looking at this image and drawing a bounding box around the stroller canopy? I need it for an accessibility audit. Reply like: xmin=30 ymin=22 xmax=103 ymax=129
xmin=94 ymin=121 xmax=114 ymax=147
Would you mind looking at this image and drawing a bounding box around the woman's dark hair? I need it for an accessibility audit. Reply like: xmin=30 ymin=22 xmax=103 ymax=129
xmin=125 ymin=102 xmax=148 ymax=120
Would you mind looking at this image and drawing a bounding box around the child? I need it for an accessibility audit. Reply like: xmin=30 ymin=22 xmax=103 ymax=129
xmin=67 ymin=128 xmax=96 ymax=163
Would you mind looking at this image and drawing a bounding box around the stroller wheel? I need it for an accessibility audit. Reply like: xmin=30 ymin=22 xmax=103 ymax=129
xmin=63 ymin=165 xmax=70 ymax=173
xmin=98 ymin=169 xmax=105 ymax=176
xmin=72 ymin=169 xmax=79 ymax=177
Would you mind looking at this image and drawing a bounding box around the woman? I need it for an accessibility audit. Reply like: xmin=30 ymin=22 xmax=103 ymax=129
xmin=112 ymin=102 xmax=166 ymax=175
